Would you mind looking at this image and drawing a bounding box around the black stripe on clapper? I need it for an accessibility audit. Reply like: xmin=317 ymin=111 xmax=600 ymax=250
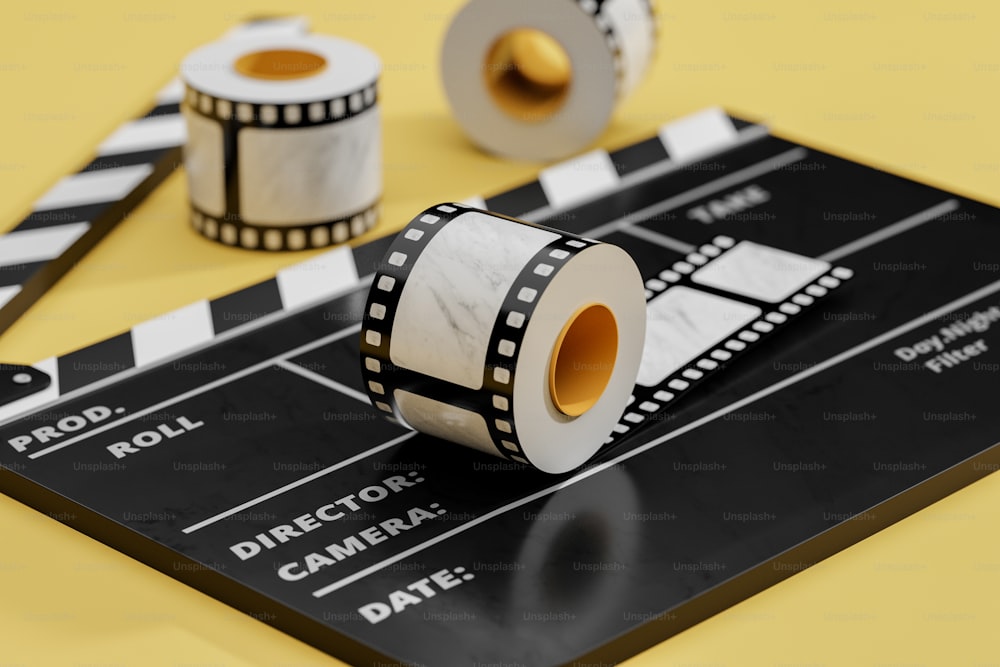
xmin=81 ymin=147 xmax=178 ymax=173
xmin=142 ymin=102 xmax=181 ymax=119
xmin=0 ymin=261 xmax=47 ymax=289
xmin=16 ymin=202 xmax=109 ymax=231
xmin=209 ymin=278 xmax=284 ymax=334
xmin=484 ymin=180 xmax=548 ymax=217
xmin=609 ymin=136 xmax=670 ymax=178
xmin=730 ymin=116 xmax=758 ymax=131
xmin=57 ymin=332 xmax=136 ymax=394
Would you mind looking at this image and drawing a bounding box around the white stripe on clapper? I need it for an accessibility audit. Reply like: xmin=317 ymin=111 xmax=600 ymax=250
xmin=98 ymin=114 xmax=186 ymax=156
xmin=539 ymin=149 xmax=620 ymax=210
xmin=33 ymin=164 xmax=154 ymax=212
xmin=276 ymin=246 xmax=360 ymax=311
xmin=131 ymin=299 xmax=215 ymax=368
xmin=0 ymin=222 xmax=91 ymax=268
xmin=0 ymin=285 xmax=21 ymax=308
xmin=659 ymin=106 xmax=741 ymax=163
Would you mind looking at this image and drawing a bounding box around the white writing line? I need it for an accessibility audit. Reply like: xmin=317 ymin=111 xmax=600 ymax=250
xmin=276 ymin=359 xmax=371 ymax=405
xmin=619 ymin=225 xmax=697 ymax=253
xmin=28 ymin=324 xmax=363 ymax=459
xmin=181 ymin=432 xmax=416 ymax=535
xmin=819 ymin=199 xmax=959 ymax=262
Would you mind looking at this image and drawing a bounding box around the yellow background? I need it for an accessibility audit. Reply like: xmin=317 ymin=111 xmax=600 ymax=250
xmin=2 ymin=1 xmax=999 ymax=664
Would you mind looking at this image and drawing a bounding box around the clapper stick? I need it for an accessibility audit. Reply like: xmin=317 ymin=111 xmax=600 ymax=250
xmin=0 ymin=18 xmax=313 ymax=333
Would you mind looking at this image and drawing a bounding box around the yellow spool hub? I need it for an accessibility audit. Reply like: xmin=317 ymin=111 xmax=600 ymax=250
xmin=483 ymin=28 xmax=572 ymax=122
xmin=234 ymin=49 xmax=327 ymax=80
xmin=549 ymin=303 xmax=618 ymax=417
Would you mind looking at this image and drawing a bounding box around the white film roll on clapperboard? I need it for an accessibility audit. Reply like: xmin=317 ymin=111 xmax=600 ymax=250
xmin=181 ymin=33 xmax=381 ymax=251
xmin=441 ymin=0 xmax=657 ymax=160
xmin=360 ymin=204 xmax=646 ymax=474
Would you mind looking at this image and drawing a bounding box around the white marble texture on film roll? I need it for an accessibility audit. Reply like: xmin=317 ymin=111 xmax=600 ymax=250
xmin=636 ymin=286 xmax=761 ymax=387
xmin=394 ymin=391 xmax=499 ymax=456
xmin=181 ymin=32 xmax=381 ymax=248
xmin=390 ymin=211 xmax=560 ymax=390
xmin=238 ymin=110 xmax=381 ymax=226
xmin=182 ymin=111 xmax=225 ymax=217
xmin=600 ymin=0 xmax=658 ymax=97
xmin=441 ymin=0 xmax=657 ymax=161
xmin=364 ymin=207 xmax=646 ymax=474
xmin=691 ymin=241 xmax=831 ymax=303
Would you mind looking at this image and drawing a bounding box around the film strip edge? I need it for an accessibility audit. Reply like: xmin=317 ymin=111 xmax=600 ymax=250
xmin=573 ymin=0 xmax=657 ymax=100
xmin=604 ymin=235 xmax=855 ymax=445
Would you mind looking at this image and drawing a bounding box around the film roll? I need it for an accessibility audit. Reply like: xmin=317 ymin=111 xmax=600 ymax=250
xmin=360 ymin=204 xmax=646 ymax=474
xmin=181 ymin=33 xmax=381 ymax=251
xmin=441 ymin=0 xmax=657 ymax=161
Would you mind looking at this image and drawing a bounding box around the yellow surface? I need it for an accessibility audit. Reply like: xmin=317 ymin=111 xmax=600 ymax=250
xmin=1 ymin=0 xmax=999 ymax=664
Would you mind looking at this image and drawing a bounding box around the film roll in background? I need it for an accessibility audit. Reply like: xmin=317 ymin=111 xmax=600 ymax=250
xmin=441 ymin=0 xmax=657 ymax=161
xmin=181 ymin=32 xmax=381 ymax=251
xmin=360 ymin=204 xmax=646 ymax=474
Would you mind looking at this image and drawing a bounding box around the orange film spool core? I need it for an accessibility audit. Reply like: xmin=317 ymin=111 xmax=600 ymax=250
xmin=548 ymin=303 xmax=618 ymax=417
xmin=234 ymin=49 xmax=328 ymax=80
xmin=483 ymin=28 xmax=572 ymax=122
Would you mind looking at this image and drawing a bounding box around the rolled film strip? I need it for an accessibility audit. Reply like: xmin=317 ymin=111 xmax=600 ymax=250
xmin=0 ymin=17 xmax=310 ymax=336
xmin=359 ymin=204 xmax=646 ymax=474
xmin=606 ymin=235 xmax=855 ymax=444
xmin=181 ymin=33 xmax=381 ymax=251
xmin=441 ymin=0 xmax=657 ymax=160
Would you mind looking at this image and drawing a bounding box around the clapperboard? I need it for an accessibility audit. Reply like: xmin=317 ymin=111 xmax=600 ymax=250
xmin=2 ymin=102 xmax=999 ymax=666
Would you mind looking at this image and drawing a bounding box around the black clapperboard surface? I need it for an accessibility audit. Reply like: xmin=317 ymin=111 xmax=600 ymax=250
xmin=2 ymin=108 xmax=999 ymax=667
